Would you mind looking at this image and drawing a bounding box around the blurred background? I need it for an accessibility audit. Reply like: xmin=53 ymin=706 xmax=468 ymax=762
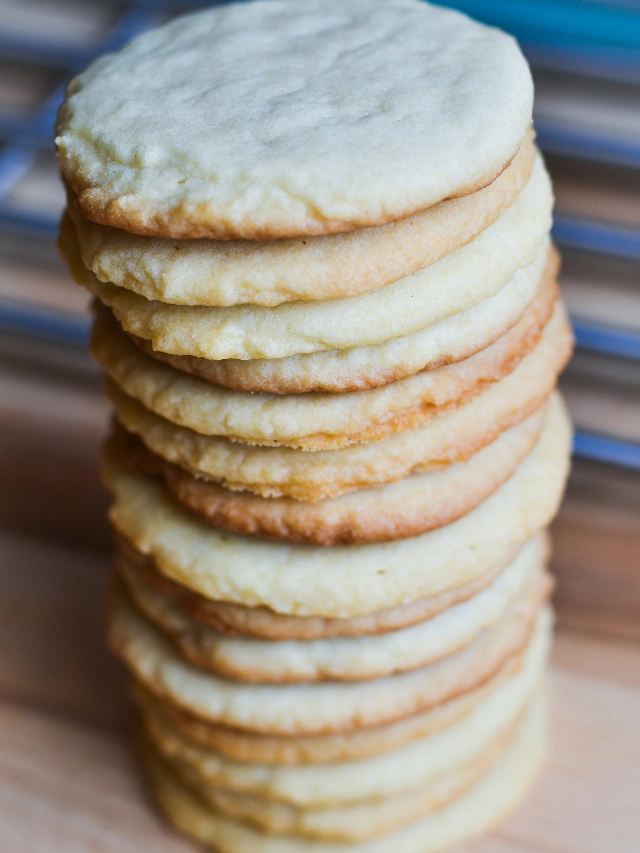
xmin=0 ymin=0 xmax=639 ymax=696
xmin=0 ymin=2 xmax=638 ymax=849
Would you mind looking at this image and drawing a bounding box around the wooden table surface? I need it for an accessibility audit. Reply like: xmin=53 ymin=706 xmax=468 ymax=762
xmin=0 ymin=527 xmax=638 ymax=853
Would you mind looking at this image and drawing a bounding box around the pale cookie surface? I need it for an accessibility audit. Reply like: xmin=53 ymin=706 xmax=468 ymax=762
xmin=132 ymin=648 xmax=528 ymax=764
xmin=117 ymin=407 xmax=544 ymax=545
xmin=126 ymin=246 xmax=556 ymax=395
xmin=70 ymin=159 xmax=551 ymax=361
xmin=93 ymin=291 xmax=564 ymax=451
xmin=141 ymin=686 xmax=546 ymax=852
xmin=66 ymin=133 xmax=535 ymax=307
xmin=168 ymin=736 xmax=506 ymax=841
xmin=138 ymin=624 xmax=547 ymax=809
xmin=108 ymin=317 xmax=571 ymax=500
xmin=117 ymin=534 xmax=526 ymax=641
xmin=56 ymin=0 xmax=533 ymax=240
xmin=103 ymin=394 xmax=571 ymax=618
xmin=116 ymin=535 xmax=546 ymax=682
xmin=108 ymin=580 xmax=545 ymax=734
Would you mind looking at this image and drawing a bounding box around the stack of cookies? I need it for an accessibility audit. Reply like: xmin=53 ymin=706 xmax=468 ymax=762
xmin=55 ymin=1 xmax=573 ymax=850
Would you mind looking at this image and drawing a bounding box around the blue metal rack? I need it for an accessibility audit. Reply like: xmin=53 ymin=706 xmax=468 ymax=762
xmin=0 ymin=300 xmax=89 ymax=348
xmin=553 ymin=216 xmax=640 ymax=262
xmin=573 ymin=431 xmax=640 ymax=471
xmin=437 ymin=0 xmax=640 ymax=80
xmin=536 ymin=121 xmax=640 ymax=172
xmin=0 ymin=0 xmax=639 ymax=473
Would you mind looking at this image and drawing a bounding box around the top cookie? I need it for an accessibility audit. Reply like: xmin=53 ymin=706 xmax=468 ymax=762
xmin=56 ymin=0 xmax=533 ymax=240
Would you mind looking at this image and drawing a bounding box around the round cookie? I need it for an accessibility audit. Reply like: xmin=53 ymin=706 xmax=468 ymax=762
xmin=168 ymin=737 xmax=507 ymax=841
xmin=139 ymin=686 xmax=546 ymax=842
xmin=116 ymin=535 xmax=529 ymax=641
xmin=103 ymin=394 xmax=571 ymax=618
xmin=138 ymin=624 xmax=547 ymax=805
xmin=140 ymin=689 xmax=546 ymax=852
xmin=108 ymin=320 xmax=571 ymax=501
xmin=56 ymin=0 xmax=533 ymax=239
xmin=131 ymin=640 xmax=529 ymax=764
xmin=116 ymin=535 xmax=547 ymax=682
xmin=114 ymin=406 xmax=544 ymax=545
xmin=125 ymin=245 xmax=556 ymax=395
xmin=65 ymin=131 xmax=535 ymax=307
xmin=68 ymin=159 xmax=551 ymax=361
xmin=107 ymin=580 xmax=546 ymax=734
xmin=92 ymin=291 xmax=565 ymax=451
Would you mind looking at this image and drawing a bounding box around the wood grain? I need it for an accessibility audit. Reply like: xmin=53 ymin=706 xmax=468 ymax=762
xmin=0 ymin=701 xmax=194 ymax=852
xmin=0 ymin=528 xmax=638 ymax=852
xmin=0 ymin=531 xmax=124 ymax=728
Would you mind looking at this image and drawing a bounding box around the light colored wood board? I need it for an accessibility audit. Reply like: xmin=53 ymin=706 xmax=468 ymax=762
xmin=496 ymin=666 xmax=640 ymax=853
xmin=440 ymin=632 xmax=640 ymax=853
xmin=0 ymin=700 xmax=194 ymax=853
xmin=0 ymin=525 xmax=638 ymax=850
xmin=0 ymin=643 xmax=637 ymax=852
xmin=553 ymin=630 xmax=640 ymax=691
xmin=551 ymin=504 xmax=640 ymax=644
xmin=0 ymin=530 xmax=125 ymax=728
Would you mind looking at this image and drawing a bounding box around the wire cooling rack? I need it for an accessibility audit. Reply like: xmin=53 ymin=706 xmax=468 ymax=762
xmin=0 ymin=0 xmax=639 ymax=470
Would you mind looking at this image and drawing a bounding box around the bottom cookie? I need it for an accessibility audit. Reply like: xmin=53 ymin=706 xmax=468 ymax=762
xmin=141 ymin=689 xmax=546 ymax=852
xmin=136 ymin=615 xmax=548 ymax=816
